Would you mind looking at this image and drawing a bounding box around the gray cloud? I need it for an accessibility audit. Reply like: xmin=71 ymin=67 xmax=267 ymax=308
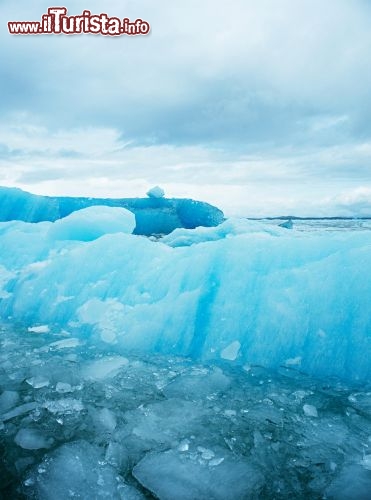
xmin=1 ymin=0 xmax=371 ymax=215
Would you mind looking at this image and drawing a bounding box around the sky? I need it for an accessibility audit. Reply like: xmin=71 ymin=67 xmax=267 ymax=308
xmin=1 ymin=0 xmax=371 ymax=216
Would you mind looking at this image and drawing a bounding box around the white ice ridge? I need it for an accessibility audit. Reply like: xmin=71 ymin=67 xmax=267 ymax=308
xmin=0 ymin=209 xmax=371 ymax=381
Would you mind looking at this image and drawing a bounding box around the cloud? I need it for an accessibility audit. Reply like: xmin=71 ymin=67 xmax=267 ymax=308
xmin=2 ymin=0 xmax=371 ymax=146
xmin=1 ymin=120 xmax=371 ymax=216
xmin=1 ymin=1 xmax=371 ymax=215
xmin=328 ymin=188 xmax=371 ymax=217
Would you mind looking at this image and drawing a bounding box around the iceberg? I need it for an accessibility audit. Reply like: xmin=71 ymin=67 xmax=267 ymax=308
xmin=0 ymin=186 xmax=224 ymax=235
xmin=0 ymin=207 xmax=370 ymax=382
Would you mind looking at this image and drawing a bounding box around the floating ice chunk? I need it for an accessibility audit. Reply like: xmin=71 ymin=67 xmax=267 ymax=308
xmin=82 ymin=356 xmax=129 ymax=381
xmin=279 ymin=219 xmax=293 ymax=229
xmin=124 ymin=399 xmax=209 ymax=446
xmin=43 ymin=398 xmax=84 ymax=414
xmin=163 ymin=368 xmax=230 ymax=400
xmin=105 ymin=441 xmax=129 ymax=471
xmin=55 ymin=382 xmax=72 ymax=394
xmin=26 ymin=376 xmax=50 ymax=389
xmin=220 ymin=341 xmax=241 ymax=361
xmin=28 ymin=325 xmax=50 ymax=334
xmin=197 ymin=447 xmax=215 ymax=460
xmin=96 ymin=408 xmax=117 ymax=432
xmin=48 ymin=338 xmax=81 ymax=350
xmin=47 ymin=205 xmax=135 ymax=241
xmin=0 ymin=390 xmax=20 ymax=412
xmin=14 ymin=428 xmax=53 ymax=450
xmin=1 ymin=402 xmax=38 ymax=422
xmin=303 ymin=404 xmax=318 ymax=417
xmin=24 ymin=440 xmax=138 ymax=499
xmin=133 ymin=449 xmax=263 ymax=500
xmin=146 ymin=186 xmax=165 ymax=199
xmin=178 ymin=439 xmax=190 ymax=452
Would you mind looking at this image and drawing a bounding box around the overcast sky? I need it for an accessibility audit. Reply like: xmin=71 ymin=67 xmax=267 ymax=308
xmin=1 ymin=0 xmax=371 ymax=216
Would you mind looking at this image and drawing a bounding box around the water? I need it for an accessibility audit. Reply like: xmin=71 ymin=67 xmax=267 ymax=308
xmin=261 ymin=218 xmax=371 ymax=232
xmin=0 ymin=322 xmax=370 ymax=499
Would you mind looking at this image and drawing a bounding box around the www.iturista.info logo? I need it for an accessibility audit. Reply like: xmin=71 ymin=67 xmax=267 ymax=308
xmin=8 ymin=7 xmax=151 ymax=36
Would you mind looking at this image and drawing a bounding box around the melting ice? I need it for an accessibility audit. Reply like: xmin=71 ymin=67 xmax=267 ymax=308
xmin=0 ymin=206 xmax=370 ymax=381
xmin=0 ymin=197 xmax=371 ymax=498
xmin=0 ymin=325 xmax=370 ymax=499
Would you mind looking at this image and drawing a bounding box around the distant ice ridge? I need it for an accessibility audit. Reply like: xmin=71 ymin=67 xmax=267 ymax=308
xmin=0 ymin=207 xmax=371 ymax=381
xmin=0 ymin=186 xmax=224 ymax=235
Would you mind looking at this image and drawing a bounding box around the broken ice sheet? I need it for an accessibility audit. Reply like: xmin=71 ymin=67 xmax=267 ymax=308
xmin=0 ymin=323 xmax=370 ymax=499
xmin=1 ymin=402 xmax=38 ymax=422
xmin=81 ymin=356 xmax=129 ymax=381
xmin=26 ymin=376 xmax=50 ymax=389
xmin=28 ymin=325 xmax=50 ymax=334
xmin=48 ymin=338 xmax=81 ymax=350
xmin=55 ymin=382 xmax=72 ymax=393
xmin=133 ymin=449 xmax=264 ymax=500
xmin=24 ymin=440 xmax=144 ymax=500
xmin=42 ymin=398 xmax=84 ymax=414
xmin=163 ymin=367 xmax=230 ymax=400
xmin=220 ymin=341 xmax=241 ymax=361
xmin=123 ymin=398 xmax=210 ymax=446
xmin=14 ymin=428 xmax=53 ymax=450
xmin=303 ymin=403 xmax=318 ymax=418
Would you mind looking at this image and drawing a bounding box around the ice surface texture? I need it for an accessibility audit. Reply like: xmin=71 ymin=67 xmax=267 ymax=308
xmin=0 ymin=206 xmax=370 ymax=382
xmin=1 ymin=326 xmax=370 ymax=499
xmin=0 ymin=186 xmax=224 ymax=235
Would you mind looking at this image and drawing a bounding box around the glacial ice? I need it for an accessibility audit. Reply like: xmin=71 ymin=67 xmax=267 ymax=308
xmin=0 ymin=186 xmax=224 ymax=235
xmin=1 ymin=195 xmax=371 ymax=498
xmin=146 ymin=185 xmax=165 ymax=199
xmin=47 ymin=205 xmax=135 ymax=241
xmin=0 ymin=207 xmax=370 ymax=381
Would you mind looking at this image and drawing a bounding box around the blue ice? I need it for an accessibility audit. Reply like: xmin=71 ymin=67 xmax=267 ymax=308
xmin=0 ymin=202 xmax=370 ymax=382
